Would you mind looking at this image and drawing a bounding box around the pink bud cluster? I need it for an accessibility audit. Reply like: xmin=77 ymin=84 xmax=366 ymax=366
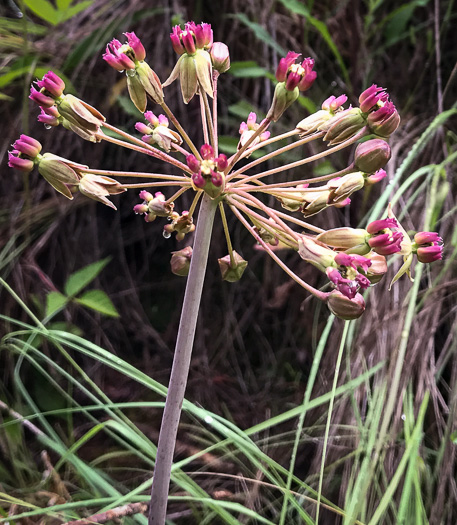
xmin=29 ymin=71 xmax=65 ymax=108
xmin=8 ymin=135 xmax=42 ymax=172
xmin=321 ymin=94 xmax=347 ymax=112
xmin=275 ymin=52 xmax=316 ymax=91
xmin=238 ymin=113 xmax=270 ymax=149
xmin=133 ymin=190 xmax=174 ymax=223
xmin=103 ymin=32 xmax=146 ymax=71
xmin=186 ymin=144 xmax=227 ymax=189
xmin=367 ymin=218 xmax=403 ymax=255
xmin=359 ymin=85 xmax=400 ymax=137
xmin=326 ymin=253 xmax=372 ymax=299
xmin=170 ymin=22 xmax=213 ymax=55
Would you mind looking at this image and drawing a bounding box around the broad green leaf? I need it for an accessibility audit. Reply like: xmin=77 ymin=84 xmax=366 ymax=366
xmin=228 ymin=100 xmax=260 ymax=119
xmin=56 ymin=0 xmax=72 ymax=9
xmin=64 ymin=258 xmax=110 ymax=297
xmin=277 ymin=0 xmax=310 ymax=16
xmin=117 ymin=95 xmax=143 ymax=118
xmin=297 ymin=95 xmax=317 ymax=113
xmin=45 ymin=291 xmax=68 ymax=317
xmin=22 ymin=0 xmax=59 ymax=25
xmin=230 ymin=61 xmax=268 ymax=78
xmin=59 ymin=0 xmax=93 ymax=23
xmin=75 ymin=290 xmax=119 ymax=317
xmin=229 ymin=13 xmax=286 ymax=56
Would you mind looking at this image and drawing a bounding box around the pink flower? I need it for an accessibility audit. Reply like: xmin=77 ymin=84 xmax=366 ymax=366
xmin=322 ymin=94 xmax=347 ymax=112
xmin=413 ymin=231 xmax=443 ymax=263
xmin=170 ymin=22 xmax=213 ymax=55
xmin=359 ymin=85 xmax=388 ymax=113
xmin=36 ymin=71 xmax=65 ymax=98
xmin=29 ymin=85 xmax=55 ymax=108
xmin=124 ymin=32 xmax=145 ymax=61
xmin=367 ymin=101 xmax=400 ymax=137
xmin=38 ymin=106 xmax=60 ymax=127
xmin=103 ymin=38 xmax=136 ymax=71
xmin=276 ymin=52 xmax=316 ymax=92
xmin=367 ymin=218 xmax=403 ymax=256
xmin=326 ymin=253 xmax=372 ymax=299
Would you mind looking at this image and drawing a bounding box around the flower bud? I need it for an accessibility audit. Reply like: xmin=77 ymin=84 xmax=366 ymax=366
xmin=364 ymin=169 xmax=387 ymax=186
xmin=354 ymin=139 xmax=391 ymax=173
xmin=170 ymin=246 xmax=193 ymax=276
xmin=365 ymin=252 xmax=387 ymax=284
xmin=367 ymin=102 xmax=400 ymax=137
xmin=322 ymin=108 xmax=366 ymax=145
xmin=327 ymin=172 xmax=365 ymax=204
xmin=78 ymin=174 xmax=126 ymax=209
xmin=37 ymin=153 xmax=84 ymax=199
xmin=266 ymin=82 xmax=299 ymax=122
xmin=298 ymin=235 xmax=336 ymax=272
xmin=36 ymin=71 xmax=65 ymax=98
xmin=316 ymin=228 xmax=369 ymax=251
xmin=218 ymin=251 xmax=248 ymax=282
xmin=327 ymin=290 xmax=365 ymax=320
xmin=210 ymin=42 xmax=230 ymax=73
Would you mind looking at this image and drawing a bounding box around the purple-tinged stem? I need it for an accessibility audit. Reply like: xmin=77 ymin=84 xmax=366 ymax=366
xmin=225 ymin=118 xmax=271 ymax=173
xmin=229 ymin=203 xmax=328 ymax=301
xmin=231 ymin=128 xmax=369 ymax=187
xmin=149 ymin=193 xmax=218 ymax=525
xmin=212 ymin=72 xmax=219 ymax=156
xmin=161 ymin=101 xmax=202 ymax=160
xmin=101 ymin=123 xmax=192 ymax=174
xmin=227 ymin=131 xmax=325 ymax=181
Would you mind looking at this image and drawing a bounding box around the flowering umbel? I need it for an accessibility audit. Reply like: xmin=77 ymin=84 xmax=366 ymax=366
xmin=9 ymin=23 xmax=443 ymax=323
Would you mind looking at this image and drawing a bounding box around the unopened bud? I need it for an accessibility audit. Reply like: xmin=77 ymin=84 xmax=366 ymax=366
xmin=354 ymin=139 xmax=391 ymax=173
xmin=327 ymin=290 xmax=365 ymax=320
xmin=316 ymin=228 xmax=369 ymax=251
xmin=218 ymin=251 xmax=248 ymax=282
xmin=170 ymin=246 xmax=193 ymax=276
xmin=322 ymin=108 xmax=366 ymax=145
xmin=210 ymin=42 xmax=230 ymax=73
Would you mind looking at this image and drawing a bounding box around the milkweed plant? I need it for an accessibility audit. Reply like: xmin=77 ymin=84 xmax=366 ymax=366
xmin=8 ymin=22 xmax=443 ymax=525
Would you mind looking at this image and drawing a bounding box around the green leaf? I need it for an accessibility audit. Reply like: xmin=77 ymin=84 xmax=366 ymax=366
xmin=45 ymin=291 xmax=68 ymax=317
xmin=22 ymin=0 xmax=59 ymax=25
xmin=277 ymin=0 xmax=310 ymax=16
xmin=58 ymin=0 xmax=93 ymax=23
xmin=117 ymin=95 xmax=143 ymax=118
xmin=56 ymin=0 xmax=72 ymax=9
xmin=277 ymin=0 xmax=349 ymax=85
xmin=64 ymin=258 xmax=110 ymax=297
xmin=229 ymin=61 xmax=268 ymax=78
xmin=228 ymin=100 xmax=260 ymax=119
xmin=75 ymin=290 xmax=119 ymax=317
xmin=229 ymin=13 xmax=286 ymax=56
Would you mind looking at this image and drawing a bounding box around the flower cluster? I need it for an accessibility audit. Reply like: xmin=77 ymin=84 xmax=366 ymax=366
xmin=30 ymin=71 xmax=105 ymax=142
xmin=8 ymin=26 xmax=444 ymax=321
xmin=238 ymin=113 xmax=270 ymax=151
xmin=186 ymin=144 xmax=227 ymax=198
xmin=135 ymin=112 xmax=182 ymax=152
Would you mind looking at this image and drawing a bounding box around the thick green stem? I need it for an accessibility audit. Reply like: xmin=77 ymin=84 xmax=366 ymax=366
xmin=148 ymin=194 xmax=217 ymax=525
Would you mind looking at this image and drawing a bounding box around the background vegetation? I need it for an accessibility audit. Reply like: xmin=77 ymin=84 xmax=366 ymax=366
xmin=0 ymin=0 xmax=456 ymax=523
